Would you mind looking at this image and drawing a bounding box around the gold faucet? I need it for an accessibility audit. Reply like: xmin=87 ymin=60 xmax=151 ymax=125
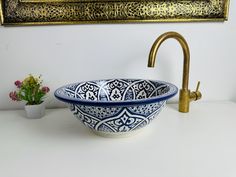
xmin=148 ymin=31 xmax=202 ymax=113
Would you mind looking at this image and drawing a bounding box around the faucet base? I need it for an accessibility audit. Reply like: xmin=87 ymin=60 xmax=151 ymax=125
xmin=179 ymin=89 xmax=190 ymax=113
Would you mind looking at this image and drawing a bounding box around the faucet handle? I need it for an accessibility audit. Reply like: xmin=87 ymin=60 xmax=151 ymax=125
xmin=196 ymin=81 xmax=200 ymax=92
xmin=190 ymin=81 xmax=202 ymax=101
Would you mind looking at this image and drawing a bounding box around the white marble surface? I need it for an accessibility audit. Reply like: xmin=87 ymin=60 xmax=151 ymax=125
xmin=0 ymin=102 xmax=236 ymax=177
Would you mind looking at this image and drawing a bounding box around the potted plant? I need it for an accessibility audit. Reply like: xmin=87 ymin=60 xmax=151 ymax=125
xmin=9 ymin=74 xmax=50 ymax=118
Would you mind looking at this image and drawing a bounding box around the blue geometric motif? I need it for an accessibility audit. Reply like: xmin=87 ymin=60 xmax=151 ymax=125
xmin=70 ymin=101 xmax=165 ymax=133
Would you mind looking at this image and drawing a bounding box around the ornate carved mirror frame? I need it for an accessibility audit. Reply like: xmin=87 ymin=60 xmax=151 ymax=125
xmin=0 ymin=0 xmax=230 ymax=25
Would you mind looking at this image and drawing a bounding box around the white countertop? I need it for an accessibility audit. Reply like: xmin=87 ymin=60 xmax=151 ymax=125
xmin=0 ymin=101 xmax=236 ymax=177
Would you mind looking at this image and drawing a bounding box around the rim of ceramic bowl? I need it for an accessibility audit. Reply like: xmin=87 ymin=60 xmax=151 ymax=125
xmin=54 ymin=79 xmax=178 ymax=106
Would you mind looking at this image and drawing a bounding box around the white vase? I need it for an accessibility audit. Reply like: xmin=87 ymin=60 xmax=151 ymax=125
xmin=24 ymin=102 xmax=45 ymax=119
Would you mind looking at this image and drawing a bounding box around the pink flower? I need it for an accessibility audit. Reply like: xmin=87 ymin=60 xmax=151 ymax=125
xmin=42 ymin=86 xmax=50 ymax=93
xmin=14 ymin=80 xmax=22 ymax=88
xmin=9 ymin=91 xmax=21 ymax=101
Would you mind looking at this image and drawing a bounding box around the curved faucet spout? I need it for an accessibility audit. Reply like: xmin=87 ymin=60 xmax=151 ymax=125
xmin=148 ymin=31 xmax=201 ymax=113
xmin=148 ymin=32 xmax=190 ymax=91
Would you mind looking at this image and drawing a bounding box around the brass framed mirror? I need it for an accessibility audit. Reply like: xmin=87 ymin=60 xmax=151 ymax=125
xmin=0 ymin=0 xmax=230 ymax=26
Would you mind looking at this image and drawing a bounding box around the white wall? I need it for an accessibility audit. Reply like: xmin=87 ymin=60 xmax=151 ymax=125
xmin=0 ymin=1 xmax=236 ymax=110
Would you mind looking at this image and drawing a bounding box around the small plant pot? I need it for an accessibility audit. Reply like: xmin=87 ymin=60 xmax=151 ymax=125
xmin=24 ymin=102 xmax=45 ymax=119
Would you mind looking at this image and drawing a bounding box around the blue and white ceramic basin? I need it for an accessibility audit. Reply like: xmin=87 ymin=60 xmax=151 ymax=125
xmin=54 ymin=79 xmax=178 ymax=137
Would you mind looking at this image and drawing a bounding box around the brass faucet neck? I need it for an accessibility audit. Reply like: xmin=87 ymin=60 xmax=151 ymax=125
xmin=148 ymin=31 xmax=190 ymax=91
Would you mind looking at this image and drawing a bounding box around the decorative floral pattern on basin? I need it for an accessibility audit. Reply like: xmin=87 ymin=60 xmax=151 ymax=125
xmin=55 ymin=79 xmax=178 ymax=136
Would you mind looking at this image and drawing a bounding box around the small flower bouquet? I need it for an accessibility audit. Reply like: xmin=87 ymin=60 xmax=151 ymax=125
xmin=9 ymin=75 xmax=50 ymax=118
